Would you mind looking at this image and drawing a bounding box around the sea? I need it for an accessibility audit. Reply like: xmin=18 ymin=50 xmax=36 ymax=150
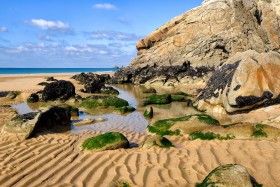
xmin=0 ymin=68 xmax=118 ymax=75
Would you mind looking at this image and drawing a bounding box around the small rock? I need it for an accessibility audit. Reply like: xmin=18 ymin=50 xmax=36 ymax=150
xmin=144 ymin=107 xmax=153 ymax=118
xmin=73 ymin=118 xmax=95 ymax=126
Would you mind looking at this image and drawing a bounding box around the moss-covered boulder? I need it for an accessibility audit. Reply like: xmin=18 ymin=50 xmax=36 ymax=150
xmin=141 ymin=135 xmax=173 ymax=149
xmin=80 ymin=96 xmax=129 ymax=109
xmin=148 ymin=114 xmax=219 ymax=136
xmin=115 ymin=106 xmax=136 ymax=114
xmin=82 ymin=132 xmax=129 ymax=151
xmin=143 ymin=88 xmax=157 ymax=94
xmin=196 ymin=164 xmax=262 ymax=187
xmin=144 ymin=94 xmax=171 ymax=106
xmin=143 ymin=107 xmax=153 ymax=119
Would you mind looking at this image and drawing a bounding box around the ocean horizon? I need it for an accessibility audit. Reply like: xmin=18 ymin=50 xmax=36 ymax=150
xmin=0 ymin=68 xmax=118 ymax=75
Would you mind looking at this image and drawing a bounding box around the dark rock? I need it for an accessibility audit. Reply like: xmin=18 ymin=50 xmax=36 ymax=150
xmin=112 ymin=62 xmax=213 ymax=84
xmin=71 ymin=72 xmax=115 ymax=94
xmin=2 ymin=107 xmax=71 ymax=138
xmin=31 ymin=106 xmax=71 ymax=136
xmin=27 ymin=93 xmax=39 ymax=103
xmin=42 ymin=80 xmax=75 ymax=101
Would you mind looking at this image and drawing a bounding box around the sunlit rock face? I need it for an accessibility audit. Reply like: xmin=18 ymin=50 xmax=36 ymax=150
xmin=198 ymin=50 xmax=280 ymax=114
xmin=113 ymin=0 xmax=280 ymax=85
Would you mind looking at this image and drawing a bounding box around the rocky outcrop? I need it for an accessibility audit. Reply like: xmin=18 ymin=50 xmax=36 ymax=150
xmin=1 ymin=106 xmax=71 ymax=138
xmin=42 ymin=80 xmax=75 ymax=101
xmin=71 ymin=73 xmax=118 ymax=94
xmin=198 ymin=50 xmax=280 ymax=114
xmin=197 ymin=164 xmax=262 ymax=187
xmin=113 ymin=0 xmax=280 ymax=85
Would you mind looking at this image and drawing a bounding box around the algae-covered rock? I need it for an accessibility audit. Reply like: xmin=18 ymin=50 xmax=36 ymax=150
xmin=109 ymin=180 xmax=132 ymax=187
xmin=144 ymin=107 xmax=153 ymax=119
xmin=99 ymin=86 xmax=119 ymax=95
xmin=144 ymin=94 xmax=171 ymax=105
xmin=143 ymin=88 xmax=157 ymax=94
xmin=115 ymin=106 xmax=136 ymax=114
xmin=141 ymin=135 xmax=173 ymax=149
xmin=80 ymin=96 xmax=129 ymax=109
xmin=82 ymin=132 xmax=129 ymax=151
xmin=196 ymin=164 xmax=262 ymax=187
xmin=148 ymin=114 xmax=219 ymax=136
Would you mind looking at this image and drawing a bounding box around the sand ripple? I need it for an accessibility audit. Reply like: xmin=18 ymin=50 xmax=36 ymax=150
xmin=0 ymin=133 xmax=279 ymax=187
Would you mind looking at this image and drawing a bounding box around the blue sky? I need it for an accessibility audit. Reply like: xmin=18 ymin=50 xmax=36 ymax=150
xmin=0 ymin=0 xmax=203 ymax=68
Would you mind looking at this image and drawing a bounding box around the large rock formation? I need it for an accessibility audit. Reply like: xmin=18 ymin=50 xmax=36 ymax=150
xmin=113 ymin=0 xmax=280 ymax=85
xmin=198 ymin=50 xmax=280 ymax=114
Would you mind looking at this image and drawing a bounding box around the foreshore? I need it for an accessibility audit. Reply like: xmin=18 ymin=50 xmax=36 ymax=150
xmin=0 ymin=73 xmax=280 ymax=186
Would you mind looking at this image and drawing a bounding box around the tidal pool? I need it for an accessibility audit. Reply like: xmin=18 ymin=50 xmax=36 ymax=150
xmin=12 ymin=84 xmax=197 ymax=134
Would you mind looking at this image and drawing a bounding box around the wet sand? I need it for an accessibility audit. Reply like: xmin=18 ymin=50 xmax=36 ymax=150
xmin=0 ymin=74 xmax=280 ymax=186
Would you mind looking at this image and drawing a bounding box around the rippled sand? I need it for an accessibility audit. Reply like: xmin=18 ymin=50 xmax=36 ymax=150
xmin=0 ymin=133 xmax=280 ymax=186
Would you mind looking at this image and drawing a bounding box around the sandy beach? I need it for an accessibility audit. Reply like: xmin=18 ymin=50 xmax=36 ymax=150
xmin=0 ymin=74 xmax=280 ymax=187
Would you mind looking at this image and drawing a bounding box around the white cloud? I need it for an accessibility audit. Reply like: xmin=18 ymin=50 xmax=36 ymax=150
xmin=36 ymin=34 xmax=53 ymax=41
xmin=29 ymin=19 xmax=70 ymax=30
xmin=88 ymin=30 xmax=142 ymax=41
xmin=93 ymin=3 xmax=117 ymax=10
xmin=0 ymin=27 xmax=8 ymax=33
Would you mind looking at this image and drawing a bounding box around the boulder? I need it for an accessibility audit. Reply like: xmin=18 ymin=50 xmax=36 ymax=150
xmin=42 ymin=80 xmax=75 ymax=101
xmin=112 ymin=0 xmax=280 ymax=85
xmin=1 ymin=106 xmax=71 ymax=138
xmin=80 ymin=96 xmax=129 ymax=109
xmin=141 ymin=135 xmax=173 ymax=148
xmin=81 ymin=132 xmax=129 ymax=151
xmin=31 ymin=106 xmax=71 ymax=135
xmin=196 ymin=164 xmax=262 ymax=187
xmin=198 ymin=50 xmax=280 ymax=114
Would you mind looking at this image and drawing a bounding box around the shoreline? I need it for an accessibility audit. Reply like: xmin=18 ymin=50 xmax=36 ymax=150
xmin=0 ymin=71 xmax=115 ymax=77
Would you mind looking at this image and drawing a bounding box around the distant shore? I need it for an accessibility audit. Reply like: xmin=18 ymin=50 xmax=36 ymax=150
xmin=0 ymin=72 xmax=114 ymax=92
